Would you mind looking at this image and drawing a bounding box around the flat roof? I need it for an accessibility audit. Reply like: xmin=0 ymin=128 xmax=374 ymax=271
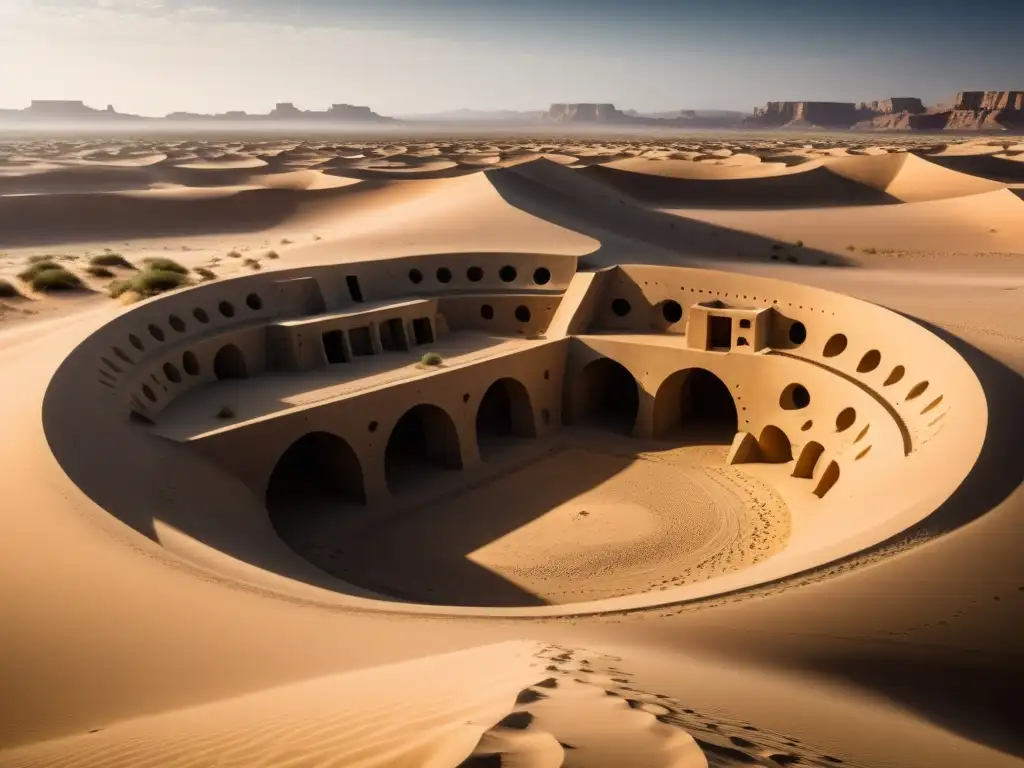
xmin=154 ymin=331 xmax=546 ymax=442
xmin=272 ymin=298 xmax=433 ymax=328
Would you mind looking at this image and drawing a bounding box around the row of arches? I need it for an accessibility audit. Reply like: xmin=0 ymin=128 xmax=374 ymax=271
xmin=266 ymin=378 xmax=536 ymax=517
xmin=571 ymin=358 xmax=840 ymax=498
xmin=569 ymin=357 xmax=739 ymax=442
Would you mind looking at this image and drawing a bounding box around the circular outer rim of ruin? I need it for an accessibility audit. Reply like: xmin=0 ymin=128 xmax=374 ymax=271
xmin=41 ymin=261 xmax=988 ymax=619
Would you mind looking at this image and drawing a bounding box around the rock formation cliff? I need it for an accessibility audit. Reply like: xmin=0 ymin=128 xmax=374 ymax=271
xmin=546 ymin=103 xmax=629 ymax=123
xmin=746 ymin=102 xmax=862 ymax=129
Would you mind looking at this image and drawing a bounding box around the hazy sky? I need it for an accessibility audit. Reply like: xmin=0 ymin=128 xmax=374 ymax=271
xmin=1 ymin=0 xmax=1020 ymax=115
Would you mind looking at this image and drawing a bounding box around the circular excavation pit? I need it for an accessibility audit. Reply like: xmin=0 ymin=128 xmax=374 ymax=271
xmin=44 ymin=259 xmax=986 ymax=618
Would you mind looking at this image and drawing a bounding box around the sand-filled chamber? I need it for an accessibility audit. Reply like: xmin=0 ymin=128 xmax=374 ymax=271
xmin=42 ymin=257 xmax=986 ymax=616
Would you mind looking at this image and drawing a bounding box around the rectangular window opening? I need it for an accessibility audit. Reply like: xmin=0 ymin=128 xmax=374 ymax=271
xmin=380 ymin=318 xmax=409 ymax=352
xmin=349 ymin=326 xmax=374 ymax=356
xmin=412 ymin=317 xmax=434 ymax=345
xmin=345 ymin=275 xmax=364 ymax=303
xmin=708 ymin=315 xmax=733 ymax=350
xmin=322 ymin=330 xmax=349 ymax=363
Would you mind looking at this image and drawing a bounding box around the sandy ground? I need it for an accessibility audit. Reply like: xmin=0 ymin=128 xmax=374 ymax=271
xmin=1 ymin=133 xmax=1023 ymax=768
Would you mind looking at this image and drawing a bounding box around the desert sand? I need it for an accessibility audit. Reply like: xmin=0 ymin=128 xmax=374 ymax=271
xmin=0 ymin=131 xmax=1022 ymax=768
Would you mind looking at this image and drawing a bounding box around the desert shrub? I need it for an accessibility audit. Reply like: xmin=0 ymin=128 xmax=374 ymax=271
xmin=89 ymin=253 xmax=134 ymax=269
xmin=243 ymin=257 xmax=261 ymax=270
xmin=862 ymin=247 xmax=878 ymax=255
xmin=265 ymin=250 xmax=280 ymax=259
xmin=141 ymin=257 xmax=188 ymax=274
xmin=86 ymin=265 xmax=115 ymax=278
xmin=18 ymin=260 xmax=61 ymax=282
xmin=108 ymin=279 xmax=133 ymax=298
xmin=0 ymin=279 xmax=22 ymax=298
xmin=795 ymin=240 xmax=804 ymax=247
xmin=420 ymin=352 xmax=443 ymax=367
xmin=216 ymin=406 xmax=235 ymax=419
xmin=131 ymin=268 xmax=188 ymax=297
xmin=30 ymin=266 xmax=85 ymax=292
xmin=227 ymin=250 xmax=242 ymax=258
xmin=846 ymin=244 xmax=856 ymax=251
xmin=26 ymin=255 xmax=55 ymax=264
xmin=280 ymin=238 xmax=293 ymax=245
xmin=195 ymin=267 xmax=217 ymax=281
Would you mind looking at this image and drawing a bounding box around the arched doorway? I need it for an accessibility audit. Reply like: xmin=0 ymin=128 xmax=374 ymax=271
xmin=385 ymin=404 xmax=462 ymax=492
xmin=266 ymin=432 xmax=365 ymax=535
xmin=565 ymin=357 xmax=639 ymax=435
xmin=758 ymin=425 xmax=793 ymax=463
xmin=476 ymin=378 xmax=536 ymax=460
xmin=653 ymin=368 xmax=737 ymax=443
xmin=214 ymin=344 xmax=247 ymax=380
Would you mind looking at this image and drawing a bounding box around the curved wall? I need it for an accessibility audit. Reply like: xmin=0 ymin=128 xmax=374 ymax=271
xmin=44 ymin=260 xmax=986 ymax=617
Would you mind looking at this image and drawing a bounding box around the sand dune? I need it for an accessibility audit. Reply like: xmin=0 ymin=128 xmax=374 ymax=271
xmin=1 ymin=133 xmax=1023 ymax=768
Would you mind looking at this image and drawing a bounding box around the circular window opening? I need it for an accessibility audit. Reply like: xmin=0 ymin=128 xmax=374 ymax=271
xmin=611 ymin=298 xmax=631 ymax=317
xmin=168 ymin=315 xmax=186 ymax=333
xmin=515 ymin=305 xmax=532 ymax=323
xmin=788 ymin=321 xmax=807 ymax=346
xmin=661 ymin=300 xmax=683 ymax=324
xmin=129 ymin=333 xmax=144 ymax=351
xmin=148 ymin=324 xmax=165 ymax=342
xmin=368 ymin=421 xmax=379 ymax=433
xmin=836 ymin=407 xmax=857 ymax=432
xmin=801 ymin=420 xmax=813 ymax=431
xmin=408 ymin=268 xmax=424 ymax=285
xmin=219 ymin=301 xmax=235 ymax=318
xmin=780 ymin=383 xmax=811 ymax=410
xmin=246 ymin=293 xmax=263 ymax=311
xmin=823 ymin=333 xmax=848 ymax=358
xmin=436 ymin=267 xmax=452 ymax=284
xmin=142 ymin=384 xmax=156 ymax=402
xmin=163 ymin=362 xmax=182 ymax=384
xmin=182 ymin=351 xmax=200 ymax=376
xmin=467 ymin=266 xmax=484 ymax=282
xmin=499 ymin=265 xmax=517 ymax=283
xmin=857 ymin=349 xmax=881 ymax=373
xmin=533 ymin=267 xmax=551 ymax=286
xmin=480 ymin=304 xmax=495 ymax=320
xmin=462 ymin=393 xmax=470 ymax=403
xmin=193 ymin=308 xmax=209 ymax=324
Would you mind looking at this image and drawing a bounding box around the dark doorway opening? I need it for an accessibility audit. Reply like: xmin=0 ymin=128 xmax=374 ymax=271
xmin=476 ymin=378 xmax=536 ymax=460
xmin=567 ymin=358 xmax=639 ymax=435
xmin=412 ymin=317 xmax=434 ymax=345
xmin=266 ymin=432 xmax=365 ymax=536
xmin=379 ymin=318 xmax=409 ymax=352
xmin=385 ymin=404 xmax=462 ymax=492
xmin=213 ymin=344 xmax=247 ymax=380
xmin=345 ymin=275 xmax=364 ymax=303
xmin=654 ymin=368 xmax=737 ymax=444
xmin=708 ymin=315 xmax=733 ymax=350
xmin=349 ymin=326 xmax=374 ymax=356
xmin=322 ymin=330 xmax=348 ymax=364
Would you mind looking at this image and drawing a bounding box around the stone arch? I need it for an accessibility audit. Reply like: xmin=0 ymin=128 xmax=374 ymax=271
xmin=476 ymin=377 xmax=536 ymax=460
xmin=385 ymin=404 xmax=462 ymax=492
xmin=813 ymin=460 xmax=841 ymax=498
xmin=653 ymin=368 xmax=737 ymax=443
xmin=792 ymin=441 xmax=825 ymax=479
xmin=757 ymin=425 xmax=793 ymax=463
xmin=564 ymin=357 xmax=640 ymax=435
xmin=266 ymin=432 xmax=366 ymax=532
xmin=213 ymin=344 xmax=247 ymax=380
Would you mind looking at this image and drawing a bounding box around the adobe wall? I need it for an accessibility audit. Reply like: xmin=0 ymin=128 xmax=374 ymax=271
xmin=44 ymin=258 xmax=986 ymax=616
xmin=187 ymin=340 xmax=568 ymax=505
